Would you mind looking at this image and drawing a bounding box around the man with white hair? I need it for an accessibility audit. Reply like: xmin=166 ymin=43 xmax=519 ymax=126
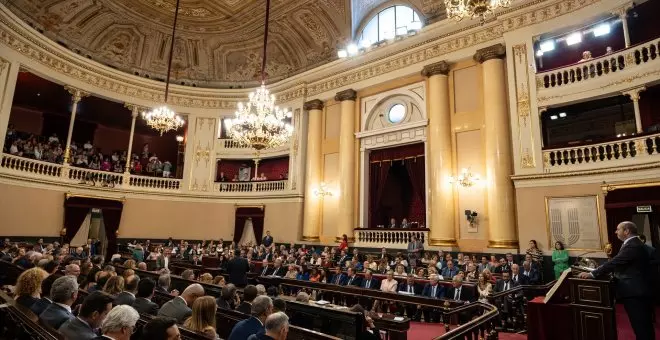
xmin=228 ymin=295 xmax=273 ymax=340
xmin=39 ymin=275 xmax=78 ymax=329
xmin=256 ymin=284 xmax=267 ymax=296
xmin=248 ymin=312 xmax=289 ymax=340
xmin=65 ymin=264 xmax=81 ymax=277
xmin=97 ymin=305 xmax=140 ymax=340
xmin=157 ymin=283 xmax=204 ymax=323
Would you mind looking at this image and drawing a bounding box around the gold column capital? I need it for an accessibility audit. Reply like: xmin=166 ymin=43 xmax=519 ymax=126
xmin=334 ymin=89 xmax=357 ymax=102
xmin=622 ymin=86 xmax=646 ymax=101
xmin=63 ymin=85 xmax=90 ymax=103
xmin=124 ymin=103 xmax=147 ymax=118
xmin=303 ymin=99 xmax=324 ymax=111
xmin=302 ymin=236 xmax=320 ymax=242
xmin=421 ymin=61 xmax=450 ymax=77
xmin=473 ymin=43 xmax=506 ymax=64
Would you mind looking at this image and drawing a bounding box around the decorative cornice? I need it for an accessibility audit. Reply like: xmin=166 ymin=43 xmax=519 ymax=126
xmin=63 ymin=85 xmax=90 ymax=103
xmin=473 ymin=43 xmax=506 ymax=64
xmin=303 ymin=99 xmax=324 ymax=111
xmin=421 ymin=61 xmax=450 ymax=77
xmin=334 ymin=89 xmax=357 ymax=102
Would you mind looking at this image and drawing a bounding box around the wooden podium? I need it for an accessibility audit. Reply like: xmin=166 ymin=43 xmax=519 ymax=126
xmin=527 ymin=268 xmax=616 ymax=340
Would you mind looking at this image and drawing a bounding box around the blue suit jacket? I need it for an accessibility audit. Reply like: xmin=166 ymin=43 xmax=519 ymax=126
xmin=228 ymin=316 xmax=264 ymax=340
xmin=421 ymin=283 xmax=445 ymax=299
xmin=58 ymin=317 xmax=98 ymax=340
xmin=39 ymin=303 xmax=74 ymax=329
xmin=30 ymin=297 xmax=52 ymax=316
xmin=330 ymin=273 xmax=346 ymax=285
xmin=360 ymin=278 xmax=380 ymax=290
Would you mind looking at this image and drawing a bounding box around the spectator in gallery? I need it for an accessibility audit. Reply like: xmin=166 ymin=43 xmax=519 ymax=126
xmin=218 ymin=171 xmax=227 ymax=182
xmin=400 ymin=218 xmax=410 ymax=228
xmin=183 ymin=296 xmax=220 ymax=339
xmin=388 ymin=217 xmax=397 ymax=228
xmin=48 ymin=133 xmax=59 ymax=144
xmin=338 ymin=234 xmax=348 ymax=251
xmin=162 ymin=161 xmax=172 ymax=177
xmin=552 ymin=241 xmax=569 ymax=279
xmin=14 ymin=267 xmax=49 ymax=309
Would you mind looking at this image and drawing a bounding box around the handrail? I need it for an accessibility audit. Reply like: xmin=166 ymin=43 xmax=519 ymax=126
xmin=487 ymin=280 xmax=556 ymax=300
xmin=435 ymin=302 xmax=499 ymax=340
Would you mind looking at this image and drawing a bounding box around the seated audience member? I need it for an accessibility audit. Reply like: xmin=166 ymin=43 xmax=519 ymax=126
xmin=59 ymin=291 xmax=113 ymax=340
xmin=103 ymin=275 xmax=125 ymax=296
xmin=158 ymin=283 xmax=205 ymax=323
xmin=448 ymin=276 xmax=474 ymax=303
xmin=141 ymin=317 xmax=181 ymax=340
xmin=259 ymin=259 xmax=272 ymax=276
xmin=256 ymin=284 xmax=267 ymax=296
xmin=336 ymin=250 xmax=350 ymax=268
xmin=156 ymin=274 xmax=173 ymax=294
xmin=379 ymin=270 xmax=397 ymax=292
xmin=440 ymin=259 xmax=459 ymax=279
xmin=237 ymin=285 xmax=258 ymax=315
xmin=421 ymin=274 xmax=445 ymax=323
xmin=398 ymin=274 xmax=421 ymax=320
xmin=247 ymin=312 xmax=289 ymax=340
xmin=14 ymin=267 xmax=48 ymax=309
xmin=308 ymin=268 xmax=321 ymax=282
xmin=184 ymin=296 xmax=219 ymax=339
xmin=361 ymin=269 xmax=380 ymax=290
xmin=495 ymin=271 xmax=518 ymax=292
xmin=228 ymin=296 xmax=273 ymax=340
xmin=97 ymin=305 xmax=140 ymax=340
xmin=272 ymin=298 xmax=286 ymax=313
xmin=465 ymin=263 xmax=478 ymax=282
xmin=39 ymin=275 xmax=78 ymax=329
xmin=330 ymin=266 xmax=346 ymax=285
xmin=198 ymin=273 xmax=213 ymax=284
xmin=115 ymin=274 xmax=139 ymax=306
xmin=344 ymin=267 xmax=362 ymax=287
xmin=521 ymin=261 xmax=540 ymax=285
xmin=296 ymin=265 xmax=310 ymax=281
xmin=477 ymin=273 xmax=493 ymax=303
xmin=349 ymin=304 xmax=381 ymax=340
xmin=65 ymin=263 xmax=81 ymax=277
xmin=394 ymin=264 xmax=406 ymax=277
xmin=271 ymin=259 xmax=287 ymax=277
xmin=30 ymin=270 xmax=57 ymax=315
xmin=284 ymin=264 xmax=298 ymax=279
xmin=137 ymin=262 xmax=148 ymax=271
xmin=181 ymin=269 xmax=196 ymax=281
xmin=217 ymin=284 xmax=240 ymax=310
xmin=510 ymin=264 xmax=527 ymax=285
xmin=478 ymin=256 xmax=491 ymax=273
xmin=494 ymin=257 xmax=510 ymax=274
xmin=213 ymin=276 xmax=226 ymax=286
xmin=132 ymin=277 xmax=159 ymax=315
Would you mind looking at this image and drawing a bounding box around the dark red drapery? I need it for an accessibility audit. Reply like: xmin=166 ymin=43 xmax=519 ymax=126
xmin=404 ymin=156 xmax=426 ymax=216
xmin=233 ymin=207 xmax=265 ymax=246
xmin=64 ymin=196 xmax=123 ymax=261
xmin=369 ymin=161 xmax=391 ymax=228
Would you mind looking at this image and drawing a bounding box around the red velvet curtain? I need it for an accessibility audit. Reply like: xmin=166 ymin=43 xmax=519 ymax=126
xmin=404 ymin=156 xmax=426 ymax=219
xmin=369 ymin=161 xmax=391 ymax=228
xmin=233 ymin=207 xmax=265 ymax=245
xmin=64 ymin=196 xmax=123 ymax=260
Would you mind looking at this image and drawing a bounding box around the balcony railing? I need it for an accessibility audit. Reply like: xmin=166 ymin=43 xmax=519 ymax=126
xmin=128 ymin=174 xmax=181 ymax=191
xmin=537 ymin=37 xmax=660 ymax=90
xmin=0 ymin=153 xmax=62 ymax=178
xmin=68 ymin=167 xmax=124 ymax=187
xmin=542 ymin=132 xmax=660 ymax=171
xmin=216 ymin=139 xmax=290 ymax=158
xmin=214 ymin=180 xmax=288 ymax=192
xmin=353 ymin=228 xmax=429 ymax=249
xmin=221 ymin=139 xmax=251 ymax=149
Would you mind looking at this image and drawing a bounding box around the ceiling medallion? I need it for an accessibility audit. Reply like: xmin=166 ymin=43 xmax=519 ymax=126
xmin=444 ymin=0 xmax=512 ymax=23
xmin=143 ymin=0 xmax=185 ymax=136
xmin=226 ymin=0 xmax=293 ymax=152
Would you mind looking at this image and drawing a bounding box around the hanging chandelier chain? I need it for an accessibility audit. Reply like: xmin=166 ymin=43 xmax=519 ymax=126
xmin=164 ymin=0 xmax=181 ymax=102
xmin=260 ymin=0 xmax=271 ymax=84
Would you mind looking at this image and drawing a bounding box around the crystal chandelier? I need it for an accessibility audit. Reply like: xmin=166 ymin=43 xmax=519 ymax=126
xmin=444 ymin=0 xmax=512 ymax=23
xmin=143 ymin=0 xmax=185 ymax=136
xmin=450 ymin=168 xmax=480 ymax=188
xmin=226 ymin=0 xmax=293 ymax=151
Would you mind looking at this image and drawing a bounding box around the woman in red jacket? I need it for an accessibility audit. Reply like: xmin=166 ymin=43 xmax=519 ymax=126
xmin=338 ymin=234 xmax=349 ymax=251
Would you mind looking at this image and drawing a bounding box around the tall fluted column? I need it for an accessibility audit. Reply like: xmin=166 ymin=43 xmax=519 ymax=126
xmin=614 ymin=6 xmax=631 ymax=48
xmin=0 ymin=59 xmax=19 ymax=144
xmin=336 ymin=89 xmax=357 ymax=242
xmin=623 ymin=87 xmax=645 ymax=133
xmin=302 ymin=99 xmax=324 ymax=242
xmin=474 ymin=44 xmax=518 ymax=249
xmin=62 ymin=86 xmax=89 ymax=165
xmin=422 ymin=61 xmax=456 ymax=247
xmin=123 ymin=104 xmax=140 ymax=174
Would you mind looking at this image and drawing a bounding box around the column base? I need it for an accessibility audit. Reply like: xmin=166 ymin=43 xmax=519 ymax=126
xmin=488 ymin=239 xmax=519 ymax=249
xmin=335 ymin=236 xmax=355 ymax=243
xmin=429 ymin=238 xmax=458 ymax=247
xmin=301 ymin=236 xmax=320 ymax=242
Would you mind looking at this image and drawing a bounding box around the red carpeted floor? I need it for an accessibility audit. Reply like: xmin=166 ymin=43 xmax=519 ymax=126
xmin=407 ymin=304 xmax=660 ymax=339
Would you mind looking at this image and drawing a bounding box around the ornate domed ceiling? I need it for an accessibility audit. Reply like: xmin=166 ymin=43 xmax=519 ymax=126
xmin=6 ymin=0 xmax=352 ymax=88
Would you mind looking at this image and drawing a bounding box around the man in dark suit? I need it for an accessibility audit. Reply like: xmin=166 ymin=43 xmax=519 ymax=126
xmin=421 ymin=274 xmax=445 ymax=322
xmin=158 ymin=283 xmax=204 ymax=323
xmin=510 ymin=264 xmax=528 ymax=285
xmin=114 ymin=274 xmax=139 ymax=306
xmin=141 ymin=317 xmax=181 ymax=339
xmin=336 ymin=250 xmax=350 ymax=268
xmin=578 ymin=221 xmax=655 ymax=340
xmin=86 ymin=256 xmax=104 ymax=289
xmin=228 ymin=296 xmax=273 ymax=340
xmin=262 ymin=231 xmax=274 ymax=248
xmin=259 ymin=259 xmax=273 ymax=276
xmin=270 ymin=259 xmax=287 ymax=277
xmin=343 ymin=267 xmax=362 ymax=287
xmin=494 ymin=258 xmax=511 ymax=274
xmin=495 ymin=271 xmax=520 ymax=292
xmin=132 ymin=278 xmax=159 ymax=316
xmin=359 ymin=270 xmax=379 ymax=310
xmin=236 ymin=285 xmax=258 ymax=315
xmin=398 ymin=274 xmax=421 ymax=321
xmin=521 ymin=261 xmax=540 ymax=285
xmin=59 ymin=291 xmax=113 ymax=340
xmin=39 ymin=276 xmax=78 ymax=329
xmin=330 ymin=266 xmax=346 ymax=285
xmin=446 ymin=276 xmax=474 ymax=303
xmin=227 ymin=250 xmax=251 ymax=287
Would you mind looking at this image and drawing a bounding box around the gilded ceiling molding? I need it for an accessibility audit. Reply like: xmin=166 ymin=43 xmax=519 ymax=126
xmin=303 ymin=99 xmax=324 ymax=111
xmin=63 ymin=85 xmax=90 ymax=103
xmin=421 ymin=61 xmax=450 ymax=77
xmin=473 ymin=43 xmax=506 ymax=63
xmin=334 ymin=89 xmax=357 ymax=102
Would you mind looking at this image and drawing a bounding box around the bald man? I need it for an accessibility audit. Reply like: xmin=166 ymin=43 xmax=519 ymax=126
xmin=157 ymin=283 xmax=204 ymax=323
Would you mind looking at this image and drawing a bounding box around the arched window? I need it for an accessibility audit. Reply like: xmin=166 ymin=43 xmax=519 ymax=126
xmin=358 ymin=6 xmax=421 ymax=48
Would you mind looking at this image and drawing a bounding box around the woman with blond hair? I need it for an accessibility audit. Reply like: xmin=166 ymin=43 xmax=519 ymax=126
xmin=199 ymin=273 xmax=213 ymax=284
xmin=103 ymin=275 xmax=125 ymax=296
xmin=184 ymin=296 xmax=219 ymax=339
xmin=123 ymin=259 xmax=136 ymax=269
xmin=212 ymin=275 xmax=225 ymax=286
xmin=14 ymin=267 xmax=49 ymax=309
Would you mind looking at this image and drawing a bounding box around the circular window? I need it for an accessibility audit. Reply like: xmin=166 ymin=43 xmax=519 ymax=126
xmin=387 ymin=104 xmax=406 ymax=123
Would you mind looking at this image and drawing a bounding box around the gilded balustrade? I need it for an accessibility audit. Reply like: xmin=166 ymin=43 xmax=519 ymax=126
xmin=214 ymin=180 xmax=288 ymax=193
xmin=354 ymin=228 xmax=429 ymax=249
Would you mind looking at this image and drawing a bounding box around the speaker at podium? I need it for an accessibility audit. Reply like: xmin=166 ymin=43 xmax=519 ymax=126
xmin=527 ymin=267 xmax=616 ymax=340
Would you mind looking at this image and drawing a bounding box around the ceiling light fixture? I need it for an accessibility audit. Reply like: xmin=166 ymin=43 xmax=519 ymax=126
xmin=566 ymin=32 xmax=582 ymax=45
xmin=536 ymin=50 xmax=544 ymax=57
xmin=550 ymin=115 xmax=558 ymax=120
xmin=540 ymin=40 xmax=555 ymax=52
xmin=142 ymin=0 xmax=185 ymax=136
xmin=559 ymin=112 xmax=567 ymax=118
xmin=593 ymin=23 xmax=611 ymax=37
xmin=347 ymin=43 xmax=359 ymax=56
xmin=445 ymin=0 xmax=513 ymax=23
xmin=225 ymin=0 xmax=293 ymax=152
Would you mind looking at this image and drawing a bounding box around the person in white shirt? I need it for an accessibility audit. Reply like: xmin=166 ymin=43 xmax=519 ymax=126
xmin=48 ymin=133 xmax=59 ymax=144
xmin=83 ymin=141 xmax=93 ymax=151
xmin=9 ymin=142 xmax=19 ymax=155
